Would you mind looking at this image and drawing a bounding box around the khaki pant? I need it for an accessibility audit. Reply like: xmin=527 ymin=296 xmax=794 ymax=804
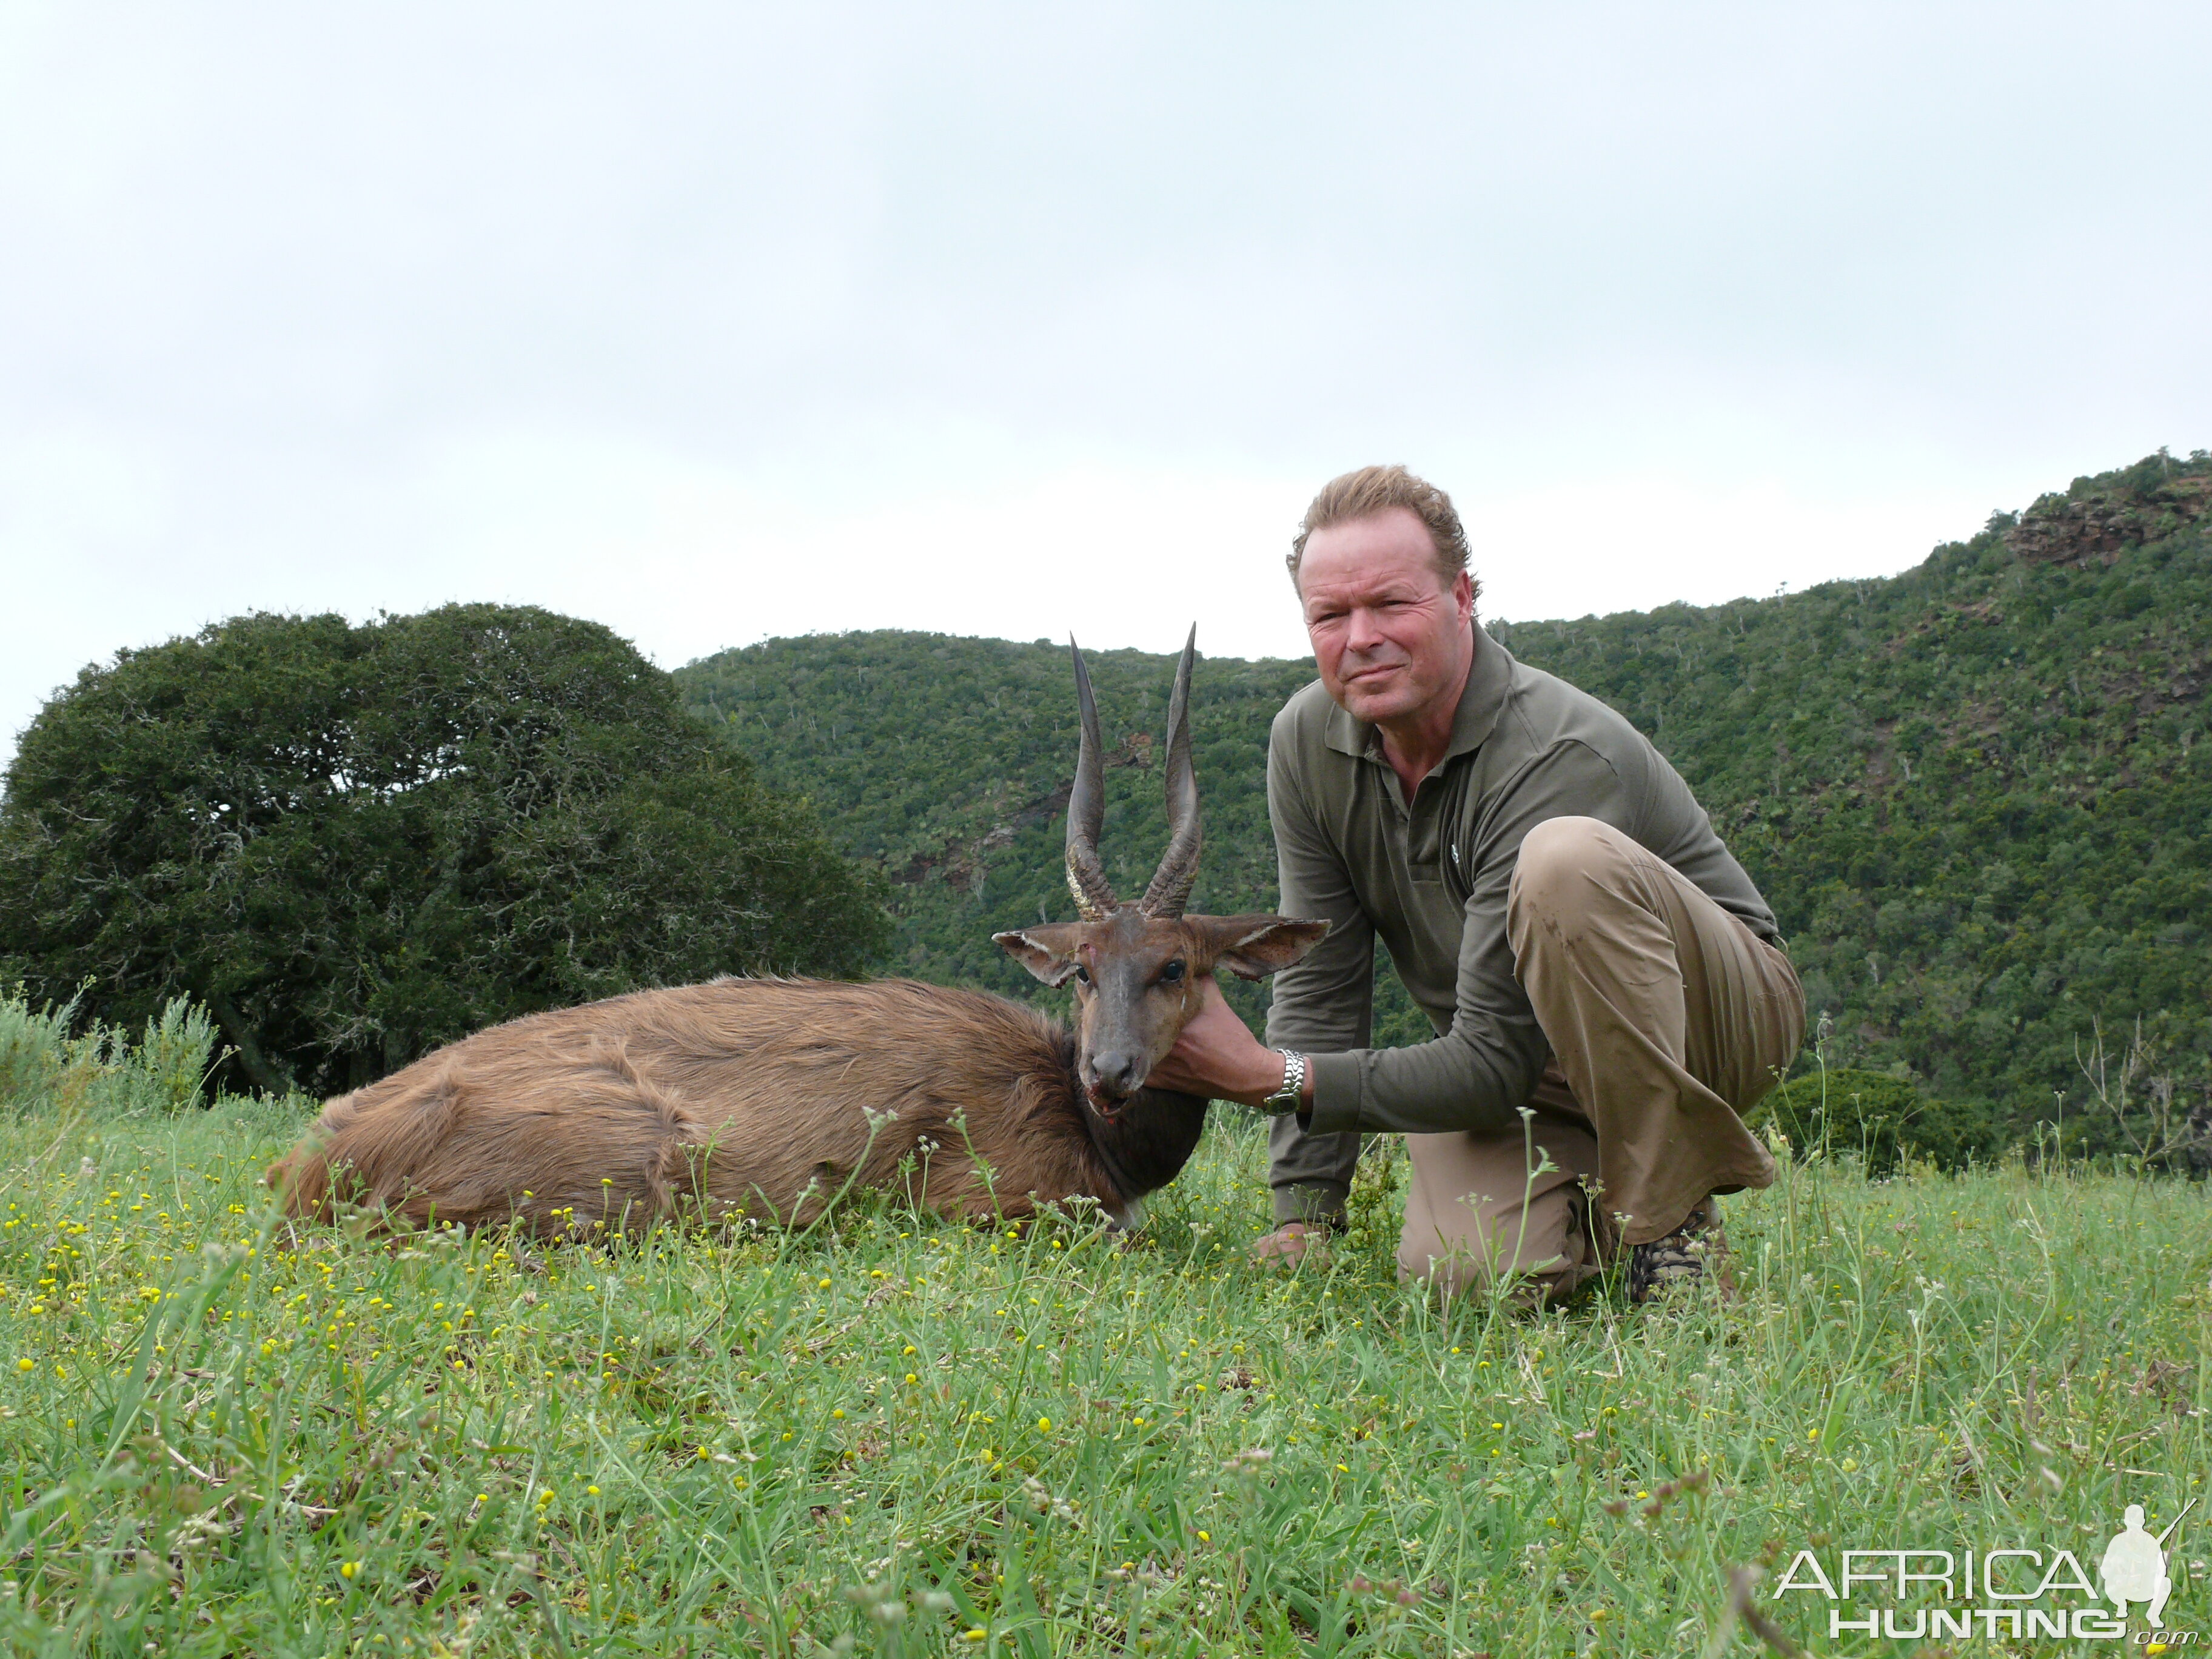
xmin=1397 ymin=816 xmax=1803 ymax=1300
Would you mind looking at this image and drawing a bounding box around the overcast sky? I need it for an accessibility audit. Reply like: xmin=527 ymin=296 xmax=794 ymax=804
xmin=4 ymin=2 xmax=2208 ymax=767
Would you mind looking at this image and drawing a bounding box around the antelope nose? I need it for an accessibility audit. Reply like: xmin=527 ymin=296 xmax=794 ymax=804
xmin=1090 ymin=1051 xmax=1145 ymax=1098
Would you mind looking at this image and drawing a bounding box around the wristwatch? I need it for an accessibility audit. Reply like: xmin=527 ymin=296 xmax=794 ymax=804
xmin=1259 ymin=1050 xmax=1307 ymax=1115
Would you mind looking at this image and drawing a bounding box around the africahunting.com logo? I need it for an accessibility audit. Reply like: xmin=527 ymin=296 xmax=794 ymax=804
xmin=1771 ymin=1498 xmax=2195 ymax=1644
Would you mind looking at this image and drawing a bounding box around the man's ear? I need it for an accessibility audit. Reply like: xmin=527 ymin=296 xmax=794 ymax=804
xmin=1191 ymin=914 xmax=1331 ymax=980
xmin=992 ymin=924 xmax=1087 ymax=987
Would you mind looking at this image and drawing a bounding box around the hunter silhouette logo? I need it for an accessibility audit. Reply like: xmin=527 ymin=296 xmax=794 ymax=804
xmin=2101 ymin=1498 xmax=2192 ymax=1630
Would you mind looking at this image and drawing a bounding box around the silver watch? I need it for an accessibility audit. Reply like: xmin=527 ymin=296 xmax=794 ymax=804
xmin=1260 ymin=1050 xmax=1307 ymax=1114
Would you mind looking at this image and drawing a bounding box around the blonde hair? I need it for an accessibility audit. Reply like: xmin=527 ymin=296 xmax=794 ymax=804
xmin=1287 ymin=464 xmax=1478 ymax=606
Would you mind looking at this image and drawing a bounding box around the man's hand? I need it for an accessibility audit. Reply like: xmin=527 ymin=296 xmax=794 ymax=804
xmin=1250 ymin=1219 xmax=1332 ymax=1267
xmin=1145 ymin=977 xmax=1301 ymax=1108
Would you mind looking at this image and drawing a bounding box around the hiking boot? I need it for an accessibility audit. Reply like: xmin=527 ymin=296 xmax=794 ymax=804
xmin=1627 ymin=1198 xmax=1732 ymax=1304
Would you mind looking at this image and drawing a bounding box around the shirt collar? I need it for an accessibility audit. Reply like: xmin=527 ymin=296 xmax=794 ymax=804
xmin=1322 ymin=628 xmax=1512 ymax=765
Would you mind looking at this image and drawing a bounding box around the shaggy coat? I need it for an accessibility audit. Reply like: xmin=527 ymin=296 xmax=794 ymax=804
xmin=267 ymin=976 xmax=1209 ymax=1235
xmin=270 ymin=632 xmax=1326 ymax=1238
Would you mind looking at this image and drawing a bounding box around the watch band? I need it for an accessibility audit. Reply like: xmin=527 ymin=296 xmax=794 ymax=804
xmin=1261 ymin=1049 xmax=1307 ymax=1114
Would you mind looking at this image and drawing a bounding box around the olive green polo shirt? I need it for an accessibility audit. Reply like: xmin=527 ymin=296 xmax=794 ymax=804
xmin=1261 ymin=628 xmax=1779 ymax=1221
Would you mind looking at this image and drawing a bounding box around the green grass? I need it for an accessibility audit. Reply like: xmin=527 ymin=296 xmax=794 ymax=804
xmin=0 ymin=1016 xmax=2207 ymax=1655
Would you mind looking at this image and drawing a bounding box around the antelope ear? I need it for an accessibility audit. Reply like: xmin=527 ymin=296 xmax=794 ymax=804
xmin=993 ymin=925 xmax=1087 ymax=987
xmin=1193 ymin=914 xmax=1332 ymax=980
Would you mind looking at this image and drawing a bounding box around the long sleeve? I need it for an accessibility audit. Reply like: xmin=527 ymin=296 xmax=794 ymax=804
xmin=1251 ymin=636 xmax=1776 ymax=1198
xmin=1261 ymin=731 xmax=1373 ymax=1224
xmin=1301 ymin=740 xmax=1635 ymax=1136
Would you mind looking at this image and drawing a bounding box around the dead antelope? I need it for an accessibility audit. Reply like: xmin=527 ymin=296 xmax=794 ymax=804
xmin=268 ymin=631 xmax=1326 ymax=1235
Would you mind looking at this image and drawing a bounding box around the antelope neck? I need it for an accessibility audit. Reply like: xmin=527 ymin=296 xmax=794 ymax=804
xmin=1081 ymin=1086 xmax=1210 ymax=1202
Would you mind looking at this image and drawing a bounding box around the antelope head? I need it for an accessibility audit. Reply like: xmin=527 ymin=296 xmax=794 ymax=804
xmin=994 ymin=629 xmax=1328 ymax=1116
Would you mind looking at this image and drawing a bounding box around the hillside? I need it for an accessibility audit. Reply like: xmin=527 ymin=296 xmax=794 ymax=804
xmin=676 ymin=452 xmax=2212 ymax=1151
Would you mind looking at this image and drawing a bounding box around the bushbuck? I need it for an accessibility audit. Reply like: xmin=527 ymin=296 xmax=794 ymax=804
xmin=268 ymin=632 xmax=1326 ymax=1236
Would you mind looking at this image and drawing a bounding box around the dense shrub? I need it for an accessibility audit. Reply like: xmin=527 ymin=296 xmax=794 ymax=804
xmin=0 ymin=988 xmax=221 ymax=1118
xmin=0 ymin=606 xmax=888 ymax=1097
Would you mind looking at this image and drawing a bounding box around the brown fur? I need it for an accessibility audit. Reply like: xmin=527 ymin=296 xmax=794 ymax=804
xmin=269 ymin=638 xmax=1332 ymax=1241
xmin=267 ymin=976 xmax=1133 ymax=1236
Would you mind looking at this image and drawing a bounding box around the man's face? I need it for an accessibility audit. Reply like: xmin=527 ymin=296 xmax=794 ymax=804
xmin=1298 ymin=507 xmax=1475 ymax=727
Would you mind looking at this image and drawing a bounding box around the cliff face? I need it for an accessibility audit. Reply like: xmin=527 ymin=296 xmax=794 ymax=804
xmin=2005 ymin=451 xmax=2211 ymax=567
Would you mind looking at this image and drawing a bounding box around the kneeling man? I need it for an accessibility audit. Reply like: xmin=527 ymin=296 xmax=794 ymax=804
xmin=1151 ymin=466 xmax=1803 ymax=1302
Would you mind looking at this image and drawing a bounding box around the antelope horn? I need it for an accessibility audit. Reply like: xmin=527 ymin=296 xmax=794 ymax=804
xmin=1139 ymin=626 xmax=1202 ymax=919
xmin=1063 ymin=638 xmax=1121 ymax=920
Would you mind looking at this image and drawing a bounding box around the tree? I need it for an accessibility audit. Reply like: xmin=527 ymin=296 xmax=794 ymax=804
xmin=0 ymin=605 xmax=889 ymax=1097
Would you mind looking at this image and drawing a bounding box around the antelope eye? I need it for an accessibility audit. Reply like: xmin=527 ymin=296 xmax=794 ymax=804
xmin=1073 ymin=965 xmax=1091 ymax=985
xmin=1159 ymin=960 xmax=1186 ymax=984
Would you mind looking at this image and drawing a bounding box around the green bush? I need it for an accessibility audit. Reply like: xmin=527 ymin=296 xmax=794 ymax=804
xmin=135 ymin=999 xmax=224 ymax=1114
xmin=1759 ymin=1066 xmax=2003 ymax=1173
xmin=0 ymin=605 xmax=890 ymax=1098
xmin=0 ymin=987 xmax=223 ymax=1118
xmin=0 ymin=988 xmax=74 ymax=1111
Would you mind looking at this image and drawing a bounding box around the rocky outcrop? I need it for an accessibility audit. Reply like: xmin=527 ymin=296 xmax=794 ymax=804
xmin=2005 ymin=456 xmax=2211 ymax=568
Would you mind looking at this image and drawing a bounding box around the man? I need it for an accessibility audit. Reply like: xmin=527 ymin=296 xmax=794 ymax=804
xmin=2099 ymin=1504 xmax=2176 ymax=1628
xmin=1147 ymin=464 xmax=1803 ymax=1302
